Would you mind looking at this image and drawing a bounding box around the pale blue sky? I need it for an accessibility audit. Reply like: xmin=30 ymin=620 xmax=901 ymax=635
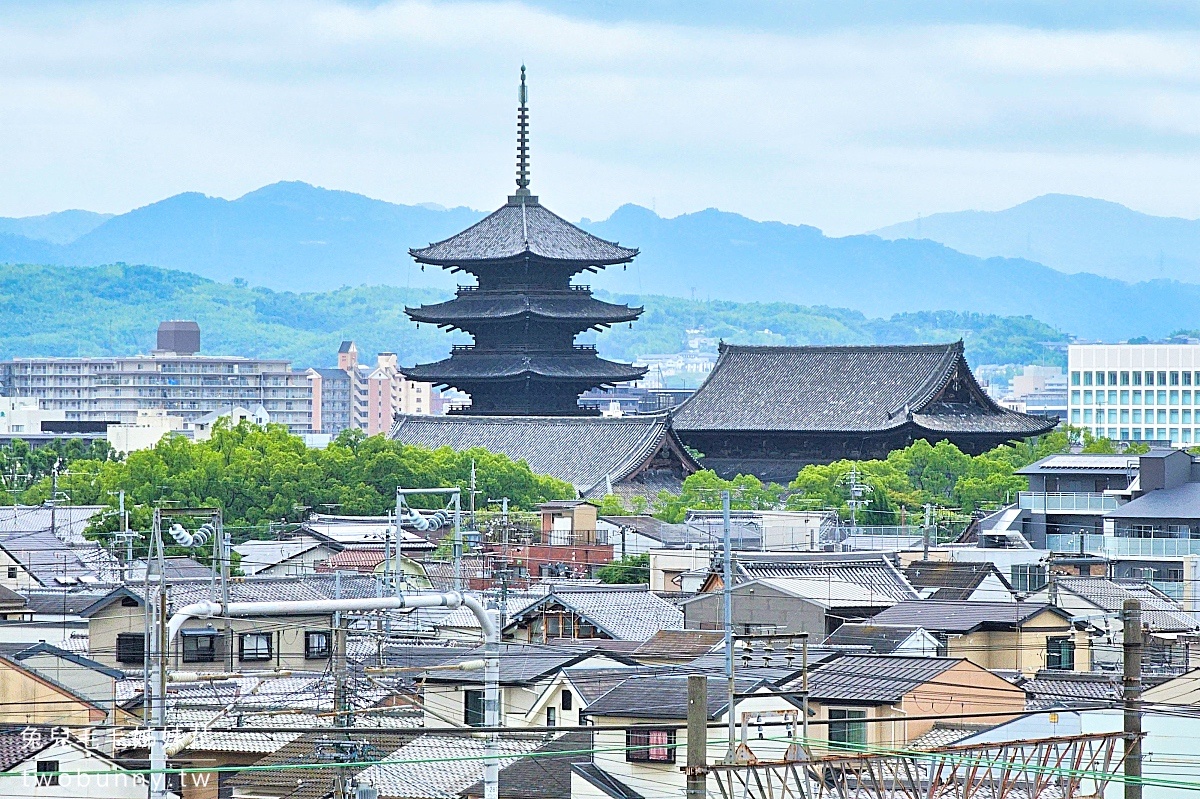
xmin=2 ymin=1 xmax=1200 ymax=234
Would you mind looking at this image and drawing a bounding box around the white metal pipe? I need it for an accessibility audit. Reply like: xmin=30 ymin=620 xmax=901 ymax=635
xmin=160 ymin=591 xmax=500 ymax=799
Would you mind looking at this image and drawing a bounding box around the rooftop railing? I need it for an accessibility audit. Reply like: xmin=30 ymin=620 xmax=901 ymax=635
xmin=1018 ymin=492 xmax=1119 ymax=514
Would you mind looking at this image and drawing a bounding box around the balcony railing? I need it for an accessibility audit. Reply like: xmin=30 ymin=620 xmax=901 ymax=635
xmin=1047 ymin=533 xmax=1200 ymax=558
xmin=1018 ymin=492 xmax=1119 ymax=514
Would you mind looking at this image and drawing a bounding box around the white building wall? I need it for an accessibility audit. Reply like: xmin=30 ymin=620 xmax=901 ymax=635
xmin=1068 ymin=344 xmax=1200 ymax=446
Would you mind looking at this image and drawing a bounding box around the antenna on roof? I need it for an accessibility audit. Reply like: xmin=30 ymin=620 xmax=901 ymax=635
xmin=515 ymin=65 xmax=531 ymax=197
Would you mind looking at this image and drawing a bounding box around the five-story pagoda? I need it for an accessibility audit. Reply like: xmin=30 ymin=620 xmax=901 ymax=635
xmin=402 ymin=68 xmax=647 ymax=414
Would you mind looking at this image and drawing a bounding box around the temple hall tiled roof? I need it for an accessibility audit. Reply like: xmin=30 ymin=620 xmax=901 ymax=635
xmin=410 ymin=199 xmax=637 ymax=266
xmin=390 ymin=413 xmax=698 ymax=496
xmin=672 ymin=342 xmax=1056 ymax=436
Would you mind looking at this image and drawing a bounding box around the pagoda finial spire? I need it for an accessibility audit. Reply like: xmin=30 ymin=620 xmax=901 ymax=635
xmin=515 ymin=65 xmax=531 ymax=197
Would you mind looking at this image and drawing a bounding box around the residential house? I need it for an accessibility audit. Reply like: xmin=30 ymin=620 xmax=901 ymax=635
xmin=2 ymin=588 xmax=110 ymax=651
xmin=82 ymin=574 xmax=383 ymax=672
xmin=903 ymin=560 xmax=1016 ymax=602
xmin=823 ymin=623 xmax=941 ymax=656
xmin=0 ymin=642 xmax=125 ymax=721
xmin=419 ymin=643 xmax=635 ymax=730
xmin=1018 ymin=670 xmax=1123 ymax=709
xmin=1029 ymin=576 xmax=1199 ymax=670
xmin=0 ymin=648 xmax=110 ymax=728
xmin=572 ymin=674 xmax=808 ymax=799
xmin=0 ymin=506 xmax=119 ymax=589
xmin=502 ymin=587 xmax=683 ymax=644
xmin=783 ymin=654 xmax=1027 ymax=753
xmin=0 ymin=731 xmax=146 ymax=799
xmin=869 ymin=600 xmax=1090 ymax=675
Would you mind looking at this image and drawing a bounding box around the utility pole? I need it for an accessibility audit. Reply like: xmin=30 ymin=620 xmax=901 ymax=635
xmin=453 ymin=491 xmax=463 ymax=592
xmin=218 ymin=511 xmax=232 ymax=672
xmin=686 ymin=674 xmax=708 ymax=799
xmin=922 ymin=502 xmax=933 ymax=560
xmin=722 ymin=490 xmax=735 ymax=762
xmin=1123 ymin=598 xmax=1143 ymax=799
xmin=49 ymin=461 xmax=58 ymax=543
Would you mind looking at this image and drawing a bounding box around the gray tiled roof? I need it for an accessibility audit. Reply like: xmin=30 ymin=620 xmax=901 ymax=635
xmin=422 ymin=643 xmax=628 ymax=686
xmin=410 ymin=200 xmax=637 ymax=267
xmin=461 ymin=730 xmax=592 ymax=799
xmin=1054 ymin=577 xmax=1197 ymax=632
xmin=0 ymin=730 xmax=54 ymax=772
xmin=582 ymin=673 xmax=764 ymax=720
xmin=869 ymin=600 xmax=1065 ymax=633
xmin=792 ymin=654 xmax=960 ymax=703
xmin=18 ymin=587 xmax=111 ymax=615
xmin=0 ymin=506 xmax=117 ymax=585
xmin=823 ymin=623 xmax=927 ymax=654
xmin=731 ymin=553 xmax=920 ymax=603
xmin=508 ymin=588 xmax=684 ymax=641
xmin=358 ymin=733 xmax=545 ymax=799
xmin=390 ymin=413 xmax=698 ymax=496
xmin=632 ymin=629 xmax=725 ymax=659
xmin=1020 ymin=671 xmax=1122 ymax=708
xmin=226 ymin=730 xmax=418 ymax=799
xmin=1106 ymin=481 xmax=1200 ymax=520
xmin=672 ymin=342 xmax=1055 ymax=436
xmin=904 ymin=561 xmax=1013 ymax=601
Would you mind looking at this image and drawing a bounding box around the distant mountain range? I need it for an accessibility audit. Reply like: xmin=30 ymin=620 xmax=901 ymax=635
xmin=2 ymin=182 xmax=1199 ymax=341
xmin=871 ymin=194 xmax=1200 ymax=283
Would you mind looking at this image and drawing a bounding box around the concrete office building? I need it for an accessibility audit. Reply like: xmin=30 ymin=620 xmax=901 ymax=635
xmin=1068 ymin=343 xmax=1200 ymax=446
xmin=0 ymin=321 xmax=313 ymax=433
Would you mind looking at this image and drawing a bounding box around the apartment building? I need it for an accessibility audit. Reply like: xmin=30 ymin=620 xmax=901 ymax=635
xmin=1068 ymin=343 xmax=1200 ymax=446
xmin=307 ymin=341 xmax=436 ymax=436
xmin=0 ymin=322 xmax=312 ymax=433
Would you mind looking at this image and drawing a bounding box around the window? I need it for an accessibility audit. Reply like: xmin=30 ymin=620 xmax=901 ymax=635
xmin=1071 ymin=410 xmax=1080 ymax=424
xmin=1159 ymin=371 xmax=1168 ymax=386
xmin=117 ymin=632 xmax=146 ymax=664
xmin=1146 ymin=371 xmax=1155 ymax=385
xmin=547 ymin=706 xmax=557 ymax=726
xmin=1159 ymin=390 xmax=1168 ymax=405
xmin=464 ymin=689 xmax=485 ymax=727
xmin=1187 ymin=372 xmax=1195 ymax=386
xmin=1070 ymin=390 xmax=1080 ymax=405
xmin=626 ymin=729 xmax=676 ymax=763
xmin=1011 ymin=564 xmax=1048 ymax=593
xmin=305 ymin=631 xmax=330 ymax=659
xmin=1120 ymin=409 xmax=1130 ymax=423
xmin=35 ymin=760 xmax=59 ymax=787
xmin=1108 ymin=390 xmax=1117 ymax=404
xmin=1121 ymin=371 xmax=1130 ymax=386
xmin=239 ymin=632 xmax=272 ymax=661
xmin=1083 ymin=372 xmax=1093 ymax=386
xmin=1083 ymin=390 xmax=1093 ymax=404
xmin=1171 ymin=371 xmax=1181 ymax=386
xmin=561 ymin=690 xmax=573 ymax=711
xmin=1109 ymin=371 xmax=1118 ymax=386
xmin=182 ymin=633 xmax=217 ymax=663
xmin=5 ymin=566 xmax=15 ymax=579
xmin=1133 ymin=390 xmax=1142 ymax=404
xmin=1083 ymin=410 xmax=1093 ymax=424
xmin=1132 ymin=371 xmax=1142 ymax=386
xmin=1095 ymin=371 xmax=1105 ymax=386
xmin=1172 ymin=390 xmax=1181 ymax=405
xmin=828 ymin=709 xmax=868 ymax=750
xmin=1046 ymin=637 xmax=1075 ymax=670
xmin=1120 ymin=390 xmax=1129 ymax=404
xmin=1071 ymin=371 xmax=1081 ymax=386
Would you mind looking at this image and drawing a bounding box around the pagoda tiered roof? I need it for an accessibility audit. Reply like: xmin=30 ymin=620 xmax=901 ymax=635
xmin=404 ymin=348 xmax=646 ymax=383
xmin=406 ymin=290 xmax=642 ymax=329
xmin=409 ymin=197 xmax=637 ymax=267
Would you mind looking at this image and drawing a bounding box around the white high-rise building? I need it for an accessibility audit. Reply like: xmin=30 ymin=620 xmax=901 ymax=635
xmin=1067 ymin=343 xmax=1200 ymax=445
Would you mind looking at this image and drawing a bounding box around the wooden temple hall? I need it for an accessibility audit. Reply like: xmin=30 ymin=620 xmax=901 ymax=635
xmin=401 ymin=66 xmax=645 ymax=416
xmin=671 ymin=342 xmax=1057 ymax=482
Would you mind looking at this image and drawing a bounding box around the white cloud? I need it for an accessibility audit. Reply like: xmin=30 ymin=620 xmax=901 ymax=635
xmin=0 ymin=1 xmax=1197 ymax=233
